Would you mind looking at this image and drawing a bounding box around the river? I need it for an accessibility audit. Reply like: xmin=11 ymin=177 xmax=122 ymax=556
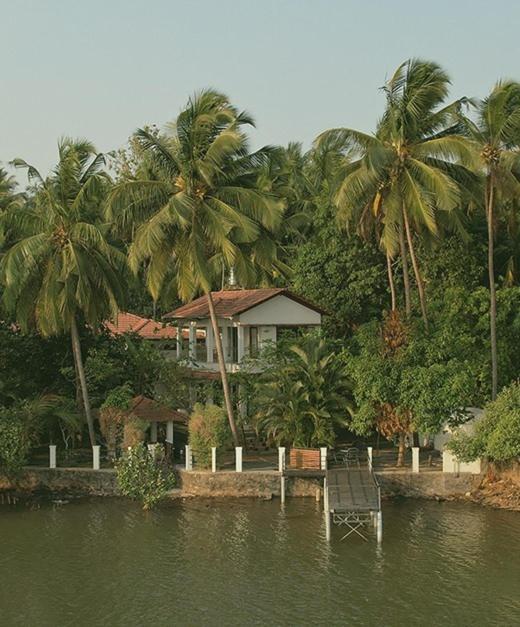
xmin=1 ymin=497 xmax=519 ymax=626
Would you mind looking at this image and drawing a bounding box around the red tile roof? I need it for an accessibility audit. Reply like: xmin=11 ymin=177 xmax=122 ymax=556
xmin=105 ymin=312 xmax=182 ymax=340
xmin=127 ymin=395 xmax=187 ymax=423
xmin=164 ymin=288 xmax=326 ymax=320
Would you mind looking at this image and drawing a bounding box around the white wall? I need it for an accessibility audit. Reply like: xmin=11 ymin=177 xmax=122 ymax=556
xmin=435 ymin=408 xmax=484 ymax=475
xmin=238 ymin=295 xmax=321 ymax=326
xmin=258 ymin=325 xmax=276 ymax=349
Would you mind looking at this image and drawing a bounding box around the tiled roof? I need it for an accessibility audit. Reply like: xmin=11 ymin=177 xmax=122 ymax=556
xmin=128 ymin=395 xmax=187 ymax=423
xmin=164 ymin=288 xmax=326 ymax=320
xmin=105 ymin=312 xmax=181 ymax=340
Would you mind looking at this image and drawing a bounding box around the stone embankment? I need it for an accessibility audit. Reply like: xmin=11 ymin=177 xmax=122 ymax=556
xmin=1 ymin=465 xmax=519 ymax=510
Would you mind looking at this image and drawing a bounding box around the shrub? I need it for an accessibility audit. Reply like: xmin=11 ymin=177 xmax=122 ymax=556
xmin=448 ymin=381 xmax=520 ymax=463
xmin=115 ymin=443 xmax=175 ymax=509
xmin=99 ymin=385 xmax=133 ymax=460
xmin=0 ymin=412 xmax=31 ymax=475
xmin=122 ymin=417 xmax=148 ymax=449
xmin=189 ymin=403 xmax=232 ymax=468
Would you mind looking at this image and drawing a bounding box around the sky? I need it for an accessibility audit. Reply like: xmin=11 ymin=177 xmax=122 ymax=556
xmin=2 ymin=0 xmax=520 ymax=181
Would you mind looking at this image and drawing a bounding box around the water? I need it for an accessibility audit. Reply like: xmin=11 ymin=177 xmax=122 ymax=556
xmin=1 ymin=497 xmax=519 ymax=626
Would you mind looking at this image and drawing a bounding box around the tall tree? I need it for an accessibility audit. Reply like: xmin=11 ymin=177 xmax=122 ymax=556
xmin=0 ymin=139 xmax=127 ymax=445
xmin=460 ymin=81 xmax=520 ymax=399
xmin=317 ymin=59 xmax=475 ymax=328
xmin=107 ymin=90 xmax=285 ymax=445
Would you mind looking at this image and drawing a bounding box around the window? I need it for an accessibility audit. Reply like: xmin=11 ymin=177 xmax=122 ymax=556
xmin=249 ymin=326 xmax=259 ymax=357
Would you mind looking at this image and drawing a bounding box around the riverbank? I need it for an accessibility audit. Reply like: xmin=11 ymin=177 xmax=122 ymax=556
xmin=3 ymin=466 xmax=517 ymax=509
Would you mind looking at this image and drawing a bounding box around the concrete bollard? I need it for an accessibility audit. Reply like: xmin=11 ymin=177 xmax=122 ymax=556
xmin=49 ymin=444 xmax=57 ymax=469
xmin=235 ymin=447 xmax=243 ymax=472
xmin=92 ymin=445 xmax=100 ymax=470
xmin=185 ymin=445 xmax=193 ymax=470
xmin=320 ymin=447 xmax=328 ymax=471
xmin=367 ymin=446 xmax=373 ymax=470
xmin=412 ymin=447 xmax=420 ymax=473
xmin=211 ymin=447 xmax=217 ymax=473
xmin=278 ymin=446 xmax=286 ymax=473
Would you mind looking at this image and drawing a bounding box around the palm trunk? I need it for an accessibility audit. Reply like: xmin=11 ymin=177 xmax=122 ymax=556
xmin=396 ymin=432 xmax=406 ymax=467
xmin=403 ymin=207 xmax=429 ymax=331
xmin=386 ymin=252 xmax=397 ymax=311
xmin=206 ymin=291 xmax=240 ymax=446
xmin=399 ymin=223 xmax=412 ymax=319
xmin=486 ymin=178 xmax=498 ymax=400
xmin=71 ymin=317 xmax=96 ymax=446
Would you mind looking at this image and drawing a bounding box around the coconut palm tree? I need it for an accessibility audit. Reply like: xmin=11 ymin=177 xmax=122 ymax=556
xmin=460 ymin=81 xmax=520 ymax=399
xmin=107 ymin=90 xmax=285 ymax=445
xmin=0 ymin=139 xmax=127 ymax=445
xmin=317 ymin=59 xmax=476 ymax=328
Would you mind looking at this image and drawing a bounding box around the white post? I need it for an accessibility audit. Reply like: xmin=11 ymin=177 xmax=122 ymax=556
xmin=324 ymin=477 xmax=331 ymax=541
xmin=206 ymin=325 xmax=214 ymax=364
xmin=176 ymin=324 xmax=182 ymax=359
xmin=235 ymin=446 xmax=243 ymax=472
xmin=281 ymin=475 xmax=286 ymax=504
xmin=412 ymin=447 xmax=420 ymax=473
xmin=237 ymin=325 xmax=245 ymax=363
xmin=188 ymin=322 xmax=197 ymax=360
xmin=376 ymin=510 xmax=383 ymax=544
xmin=49 ymin=444 xmax=56 ymax=469
xmin=278 ymin=447 xmax=286 ymax=473
xmin=92 ymin=445 xmax=100 ymax=470
xmin=211 ymin=447 xmax=217 ymax=473
xmin=367 ymin=446 xmax=373 ymax=470
xmin=185 ymin=445 xmax=192 ymax=471
xmin=166 ymin=421 xmax=174 ymax=444
xmin=320 ymin=447 xmax=328 ymax=471
xmin=150 ymin=422 xmax=158 ymax=443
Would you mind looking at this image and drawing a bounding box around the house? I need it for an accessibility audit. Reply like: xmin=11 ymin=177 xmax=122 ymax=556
xmin=127 ymin=394 xmax=187 ymax=445
xmin=105 ymin=311 xmax=204 ymax=347
xmin=163 ymin=288 xmax=325 ymax=375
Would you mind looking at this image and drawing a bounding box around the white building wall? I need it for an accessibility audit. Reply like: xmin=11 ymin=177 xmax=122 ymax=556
xmin=238 ymin=295 xmax=321 ymax=326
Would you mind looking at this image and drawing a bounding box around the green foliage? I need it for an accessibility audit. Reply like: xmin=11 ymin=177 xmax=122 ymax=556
xmin=101 ymin=384 xmax=134 ymax=410
xmin=188 ymin=403 xmax=232 ymax=468
xmin=0 ymin=408 xmax=32 ymax=474
xmin=254 ymin=334 xmax=353 ymax=447
xmin=448 ymin=382 xmax=520 ymax=462
xmin=115 ymin=443 xmax=175 ymax=509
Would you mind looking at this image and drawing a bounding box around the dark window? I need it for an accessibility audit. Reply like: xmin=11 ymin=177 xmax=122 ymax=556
xmin=249 ymin=326 xmax=259 ymax=357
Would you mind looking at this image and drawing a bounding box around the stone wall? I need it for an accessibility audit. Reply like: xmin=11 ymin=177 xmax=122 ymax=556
xmin=0 ymin=467 xmax=119 ymax=496
xmin=376 ymin=470 xmax=482 ymax=499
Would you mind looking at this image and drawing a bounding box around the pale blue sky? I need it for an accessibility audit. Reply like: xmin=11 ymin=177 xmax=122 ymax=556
xmin=2 ymin=0 xmax=520 ymax=180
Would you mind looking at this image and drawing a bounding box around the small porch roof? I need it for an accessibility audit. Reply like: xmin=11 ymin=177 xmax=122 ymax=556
xmin=127 ymin=395 xmax=187 ymax=423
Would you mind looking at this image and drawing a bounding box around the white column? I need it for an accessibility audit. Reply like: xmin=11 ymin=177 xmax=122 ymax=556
xmin=211 ymin=447 xmax=217 ymax=473
xmin=185 ymin=445 xmax=192 ymax=471
xmin=49 ymin=445 xmax=57 ymax=469
xmin=237 ymin=325 xmax=246 ymax=363
xmin=150 ymin=422 xmax=158 ymax=443
xmin=278 ymin=447 xmax=286 ymax=473
xmin=412 ymin=447 xmax=420 ymax=473
xmin=166 ymin=421 xmax=174 ymax=444
xmin=92 ymin=445 xmax=100 ymax=470
xmin=188 ymin=322 xmax=196 ymax=360
xmin=176 ymin=324 xmax=182 ymax=359
xmin=320 ymin=447 xmax=328 ymax=471
xmin=376 ymin=511 xmax=383 ymax=544
xmin=206 ymin=325 xmax=214 ymax=364
xmin=367 ymin=446 xmax=373 ymax=470
xmin=235 ymin=446 xmax=243 ymax=472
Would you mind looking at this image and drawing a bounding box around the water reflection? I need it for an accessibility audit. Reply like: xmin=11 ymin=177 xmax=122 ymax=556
xmin=1 ymin=497 xmax=519 ymax=626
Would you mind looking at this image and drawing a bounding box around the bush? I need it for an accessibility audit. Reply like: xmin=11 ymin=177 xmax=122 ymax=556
xmin=115 ymin=443 xmax=175 ymax=509
xmin=99 ymin=385 xmax=134 ymax=460
xmin=447 ymin=381 xmax=520 ymax=462
xmin=189 ymin=403 xmax=232 ymax=468
xmin=0 ymin=409 xmax=32 ymax=475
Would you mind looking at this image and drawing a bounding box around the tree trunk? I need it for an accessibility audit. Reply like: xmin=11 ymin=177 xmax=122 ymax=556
xmin=403 ymin=207 xmax=429 ymax=331
xmin=206 ymin=291 xmax=240 ymax=446
xmin=486 ymin=179 xmax=498 ymax=400
xmin=386 ymin=252 xmax=397 ymax=311
xmin=71 ymin=317 xmax=96 ymax=446
xmin=399 ymin=223 xmax=412 ymax=319
xmin=396 ymin=432 xmax=406 ymax=467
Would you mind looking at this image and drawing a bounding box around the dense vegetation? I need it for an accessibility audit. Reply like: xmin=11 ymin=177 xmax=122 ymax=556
xmin=1 ymin=58 xmax=520 ymax=468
